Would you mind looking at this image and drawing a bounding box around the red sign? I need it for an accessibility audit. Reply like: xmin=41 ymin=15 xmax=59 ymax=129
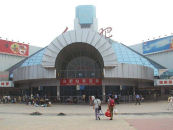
xmin=0 ymin=39 xmax=29 ymax=56
xmin=157 ymin=79 xmax=173 ymax=86
xmin=0 ymin=81 xmax=14 ymax=87
xmin=60 ymin=78 xmax=102 ymax=86
xmin=0 ymin=75 xmax=8 ymax=78
xmin=159 ymin=81 xmax=163 ymax=84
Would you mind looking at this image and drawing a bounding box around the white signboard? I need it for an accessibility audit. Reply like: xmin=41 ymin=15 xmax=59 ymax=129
xmin=155 ymin=79 xmax=173 ymax=86
xmin=0 ymin=81 xmax=14 ymax=87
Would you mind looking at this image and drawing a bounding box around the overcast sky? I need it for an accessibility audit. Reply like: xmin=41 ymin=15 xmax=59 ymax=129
xmin=0 ymin=0 xmax=173 ymax=47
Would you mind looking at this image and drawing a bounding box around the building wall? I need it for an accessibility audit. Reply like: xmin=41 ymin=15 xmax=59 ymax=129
xmin=13 ymin=63 xmax=153 ymax=83
xmin=0 ymin=45 xmax=42 ymax=71
xmin=103 ymin=78 xmax=153 ymax=88
xmin=13 ymin=65 xmax=56 ymax=81
xmin=0 ymin=71 xmax=9 ymax=81
xmin=104 ymin=63 xmax=154 ymax=81
xmin=145 ymin=51 xmax=173 ymax=70
xmin=130 ymin=43 xmax=143 ymax=54
xmin=130 ymin=43 xmax=173 ymax=70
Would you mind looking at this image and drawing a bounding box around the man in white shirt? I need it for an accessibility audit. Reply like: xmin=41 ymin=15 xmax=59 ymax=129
xmin=93 ymin=95 xmax=101 ymax=120
xmin=168 ymin=95 xmax=173 ymax=110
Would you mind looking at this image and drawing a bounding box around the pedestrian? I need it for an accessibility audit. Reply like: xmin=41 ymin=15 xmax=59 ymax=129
xmin=114 ymin=94 xmax=119 ymax=104
xmin=108 ymin=95 xmax=115 ymax=120
xmin=135 ymin=94 xmax=141 ymax=105
xmin=18 ymin=96 xmax=22 ymax=103
xmin=82 ymin=94 xmax=86 ymax=103
xmin=168 ymin=95 xmax=173 ymax=110
xmin=90 ymin=95 xmax=95 ymax=105
xmin=93 ymin=95 xmax=101 ymax=120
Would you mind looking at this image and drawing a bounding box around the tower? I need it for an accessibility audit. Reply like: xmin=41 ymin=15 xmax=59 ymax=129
xmin=74 ymin=5 xmax=98 ymax=31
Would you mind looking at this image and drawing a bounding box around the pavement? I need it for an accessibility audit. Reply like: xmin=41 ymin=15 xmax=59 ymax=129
xmin=0 ymin=101 xmax=173 ymax=130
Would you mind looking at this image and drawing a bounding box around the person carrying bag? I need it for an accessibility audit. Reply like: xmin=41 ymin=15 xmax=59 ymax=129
xmin=108 ymin=95 xmax=115 ymax=120
xmin=93 ymin=95 xmax=101 ymax=120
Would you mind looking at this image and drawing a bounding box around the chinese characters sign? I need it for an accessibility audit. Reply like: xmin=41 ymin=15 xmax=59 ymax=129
xmin=99 ymin=27 xmax=112 ymax=38
xmin=156 ymin=79 xmax=173 ymax=86
xmin=60 ymin=78 xmax=102 ymax=86
xmin=0 ymin=81 xmax=14 ymax=87
xmin=0 ymin=39 xmax=29 ymax=56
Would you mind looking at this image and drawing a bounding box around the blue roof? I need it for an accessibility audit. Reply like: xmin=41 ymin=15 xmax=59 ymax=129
xmin=8 ymin=48 xmax=46 ymax=78
xmin=111 ymin=41 xmax=159 ymax=76
xmin=21 ymin=48 xmax=46 ymax=67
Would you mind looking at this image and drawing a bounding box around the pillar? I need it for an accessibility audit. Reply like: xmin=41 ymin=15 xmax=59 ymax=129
xmin=133 ymin=86 xmax=136 ymax=101
xmin=102 ymin=85 xmax=106 ymax=103
xmin=57 ymin=80 xmax=60 ymax=101
xmin=160 ymin=87 xmax=165 ymax=96
xmin=133 ymin=86 xmax=135 ymax=95
xmin=30 ymin=87 xmax=33 ymax=98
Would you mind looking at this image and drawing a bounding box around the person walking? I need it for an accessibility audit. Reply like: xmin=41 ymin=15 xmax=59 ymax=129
xmin=82 ymin=94 xmax=86 ymax=103
xmin=168 ymin=95 xmax=173 ymax=110
xmin=90 ymin=95 xmax=95 ymax=105
xmin=93 ymin=95 xmax=101 ymax=120
xmin=114 ymin=94 xmax=119 ymax=104
xmin=108 ymin=95 xmax=115 ymax=120
xmin=135 ymin=94 xmax=141 ymax=105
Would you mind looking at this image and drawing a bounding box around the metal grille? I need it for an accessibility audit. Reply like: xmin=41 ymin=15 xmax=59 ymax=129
xmin=58 ymin=56 xmax=102 ymax=78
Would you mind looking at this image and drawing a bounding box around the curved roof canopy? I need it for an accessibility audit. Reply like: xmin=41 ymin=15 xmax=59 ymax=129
xmin=7 ymin=38 xmax=165 ymax=77
xmin=111 ymin=40 xmax=165 ymax=76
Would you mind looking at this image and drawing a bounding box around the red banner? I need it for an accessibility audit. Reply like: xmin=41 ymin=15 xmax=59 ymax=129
xmin=0 ymin=39 xmax=29 ymax=56
xmin=60 ymin=78 xmax=102 ymax=86
xmin=0 ymin=81 xmax=14 ymax=87
xmin=156 ymin=79 xmax=173 ymax=86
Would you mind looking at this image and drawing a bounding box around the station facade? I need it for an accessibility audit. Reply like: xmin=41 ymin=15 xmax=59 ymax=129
xmin=6 ymin=5 xmax=167 ymax=102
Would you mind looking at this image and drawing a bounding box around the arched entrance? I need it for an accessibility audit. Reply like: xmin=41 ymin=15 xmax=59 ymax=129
xmin=55 ymin=42 xmax=104 ymax=103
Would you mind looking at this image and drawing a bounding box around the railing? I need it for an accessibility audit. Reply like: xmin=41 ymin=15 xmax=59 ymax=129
xmin=57 ymin=70 xmax=102 ymax=79
xmin=0 ymin=95 xmax=170 ymax=104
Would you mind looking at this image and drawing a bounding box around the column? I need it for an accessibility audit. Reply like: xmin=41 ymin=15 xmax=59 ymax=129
xmin=57 ymin=80 xmax=60 ymax=102
xmin=160 ymin=87 xmax=165 ymax=96
xmin=133 ymin=86 xmax=135 ymax=101
xmin=30 ymin=87 xmax=33 ymax=99
xmin=102 ymin=85 xmax=106 ymax=103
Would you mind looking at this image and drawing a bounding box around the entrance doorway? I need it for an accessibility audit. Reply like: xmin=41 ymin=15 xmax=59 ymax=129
xmin=105 ymin=85 xmax=134 ymax=102
xmin=55 ymin=43 xmax=104 ymax=103
xmin=60 ymin=85 xmax=102 ymax=103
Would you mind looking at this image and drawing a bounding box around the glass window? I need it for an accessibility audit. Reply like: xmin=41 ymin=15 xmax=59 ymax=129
xmin=112 ymin=41 xmax=159 ymax=76
xmin=21 ymin=48 xmax=45 ymax=67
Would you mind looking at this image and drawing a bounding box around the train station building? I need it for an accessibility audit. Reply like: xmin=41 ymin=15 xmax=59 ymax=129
xmin=1 ymin=5 xmax=171 ymax=102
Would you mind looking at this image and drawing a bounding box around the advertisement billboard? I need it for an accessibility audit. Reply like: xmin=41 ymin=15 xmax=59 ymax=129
xmin=143 ymin=36 xmax=173 ymax=54
xmin=0 ymin=39 xmax=29 ymax=56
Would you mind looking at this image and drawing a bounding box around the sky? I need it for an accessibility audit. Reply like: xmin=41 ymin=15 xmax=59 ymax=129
xmin=0 ymin=0 xmax=173 ymax=47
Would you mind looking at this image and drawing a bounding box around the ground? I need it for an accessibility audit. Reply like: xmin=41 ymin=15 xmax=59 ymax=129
xmin=0 ymin=101 xmax=173 ymax=130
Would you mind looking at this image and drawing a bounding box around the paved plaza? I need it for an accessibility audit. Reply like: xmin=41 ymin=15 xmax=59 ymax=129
xmin=0 ymin=101 xmax=173 ymax=130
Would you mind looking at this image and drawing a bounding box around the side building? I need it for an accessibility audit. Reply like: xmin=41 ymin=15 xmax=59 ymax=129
xmin=130 ymin=36 xmax=173 ymax=97
xmin=0 ymin=39 xmax=42 ymax=96
xmin=130 ymin=36 xmax=173 ymax=70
